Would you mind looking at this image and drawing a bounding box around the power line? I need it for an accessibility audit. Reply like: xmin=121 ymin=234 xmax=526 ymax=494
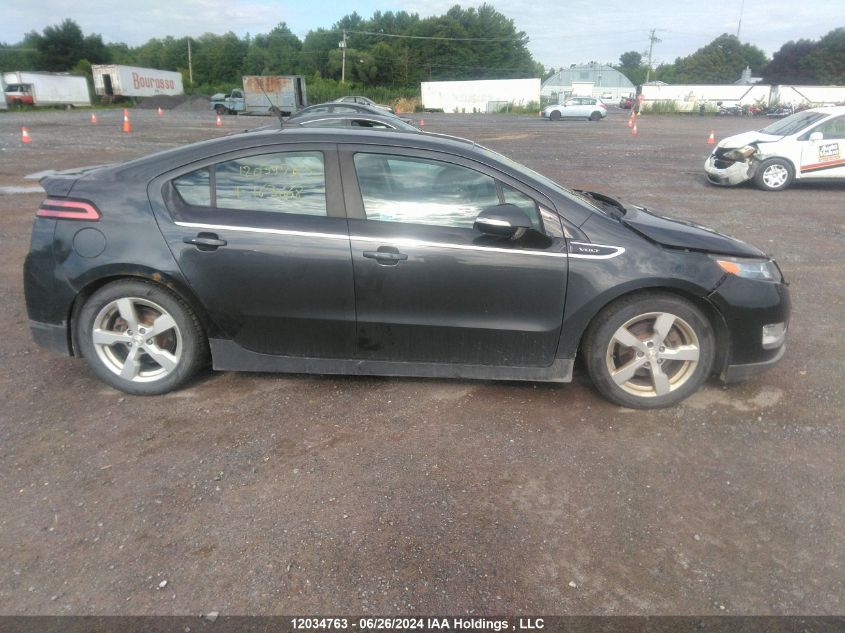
xmin=346 ymin=29 xmax=520 ymax=42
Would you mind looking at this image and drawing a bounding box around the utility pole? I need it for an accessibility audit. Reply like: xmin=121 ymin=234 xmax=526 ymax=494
xmin=644 ymin=28 xmax=662 ymax=84
xmin=736 ymin=0 xmax=745 ymax=38
xmin=340 ymin=30 xmax=347 ymax=83
xmin=187 ymin=38 xmax=193 ymax=87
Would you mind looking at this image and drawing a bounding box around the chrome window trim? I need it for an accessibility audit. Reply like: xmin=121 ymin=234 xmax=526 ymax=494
xmin=175 ymin=221 xmax=624 ymax=259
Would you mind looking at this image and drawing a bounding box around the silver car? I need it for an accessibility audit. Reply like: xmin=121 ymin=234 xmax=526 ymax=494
xmin=333 ymin=96 xmax=395 ymax=114
xmin=542 ymin=98 xmax=608 ymax=121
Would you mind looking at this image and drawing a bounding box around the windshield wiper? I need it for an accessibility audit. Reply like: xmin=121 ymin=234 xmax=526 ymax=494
xmin=573 ymin=189 xmax=626 ymax=219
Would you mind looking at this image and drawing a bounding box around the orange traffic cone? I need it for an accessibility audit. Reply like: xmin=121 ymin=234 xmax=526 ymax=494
xmin=21 ymin=126 xmax=32 ymax=145
xmin=707 ymin=130 xmax=715 ymax=144
xmin=122 ymin=109 xmax=132 ymax=133
xmin=631 ymin=122 xmax=638 ymax=136
xmin=216 ymin=114 xmax=223 ymax=127
xmin=91 ymin=113 xmax=98 ymax=125
xmin=627 ymin=113 xmax=635 ymax=128
xmin=419 ymin=118 xmax=425 ymax=128
xmin=157 ymin=107 xmax=164 ymax=117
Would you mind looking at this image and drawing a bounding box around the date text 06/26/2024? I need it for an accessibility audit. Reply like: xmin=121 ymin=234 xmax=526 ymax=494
xmin=290 ymin=618 xmax=546 ymax=631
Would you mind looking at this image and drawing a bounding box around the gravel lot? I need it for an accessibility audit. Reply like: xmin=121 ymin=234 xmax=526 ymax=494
xmin=0 ymin=107 xmax=842 ymax=615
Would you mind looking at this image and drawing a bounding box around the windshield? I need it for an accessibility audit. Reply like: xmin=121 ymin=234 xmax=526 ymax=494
xmin=760 ymin=111 xmax=827 ymax=136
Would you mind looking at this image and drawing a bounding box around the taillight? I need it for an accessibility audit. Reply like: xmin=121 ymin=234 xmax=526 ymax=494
xmin=36 ymin=198 xmax=100 ymax=221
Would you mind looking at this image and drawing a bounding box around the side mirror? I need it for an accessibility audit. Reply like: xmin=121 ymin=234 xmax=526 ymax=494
xmin=809 ymin=131 xmax=823 ymax=141
xmin=474 ymin=204 xmax=533 ymax=240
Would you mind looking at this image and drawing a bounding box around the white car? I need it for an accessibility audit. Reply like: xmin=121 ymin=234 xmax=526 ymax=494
xmin=705 ymin=106 xmax=845 ymax=191
xmin=541 ymin=97 xmax=608 ymax=121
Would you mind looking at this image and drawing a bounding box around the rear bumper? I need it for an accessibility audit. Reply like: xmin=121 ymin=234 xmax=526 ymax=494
xmin=30 ymin=320 xmax=72 ymax=355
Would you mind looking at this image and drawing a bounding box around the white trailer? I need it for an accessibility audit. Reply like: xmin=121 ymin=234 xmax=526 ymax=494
xmin=91 ymin=64 xmax=183 ymax=99
xmin=421 ymin=78 xmax=541 ymax=113
xmin=640 ymin=83 xmax=845 ymax=111
xmin=3 ymin=71 xmax=90 ymax=108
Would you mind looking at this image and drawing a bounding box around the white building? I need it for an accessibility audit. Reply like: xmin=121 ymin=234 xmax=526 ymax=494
xmin=421 ymin=78 xmax=541 ymax=113
xmin=541 ymin=63 xmax=635 ymax=102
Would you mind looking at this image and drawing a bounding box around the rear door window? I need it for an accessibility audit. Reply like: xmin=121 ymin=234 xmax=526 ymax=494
xmin=172 ymin=151 xmax=327 ymax=217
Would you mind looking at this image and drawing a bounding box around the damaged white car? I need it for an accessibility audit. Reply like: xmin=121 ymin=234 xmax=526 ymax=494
xmin=705 ymin=106 xmax=845 ymax=191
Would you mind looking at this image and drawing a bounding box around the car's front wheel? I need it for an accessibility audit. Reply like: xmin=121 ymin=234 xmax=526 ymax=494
xmin=76 ymin=280 xmax=207 ymax=395
xmin=549 ymin=110 xmax=561 ymax=121
xmin=754 ymin=158 xmax=794 ymax=191
xmin=583 ymin=293 xmax=715 ymax=408
xmin=214 ymin=104 xmax=227 ymax=115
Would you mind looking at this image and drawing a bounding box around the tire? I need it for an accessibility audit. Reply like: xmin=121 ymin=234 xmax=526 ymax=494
xmin=589 ymin=111 xmax=601 ymax=121
xmin=549 ymin=110 xmax=561 ymax=121
xmin=582 ymin=292 xmax=715 ymax=408
xmin=754 ymin=158 xmax=794 ymax=191
xmin=76 ymin=280 xmax=208 ymax=395
xmin=214 ymin=104 xmax=227 ymax=115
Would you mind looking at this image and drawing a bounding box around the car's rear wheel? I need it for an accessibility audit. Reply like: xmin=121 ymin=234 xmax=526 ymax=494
xmin=754 ymin=158 xmax=794 ymax=191
xmin=583 ymin=293 xmax=715 ymax=408
xmin=589 ymin=111 xmax=602 ymax=121
xmin=77 ymin=280 xmax=207 ymax=395
xmin=549 ymin=110 xmax=561 ymax=121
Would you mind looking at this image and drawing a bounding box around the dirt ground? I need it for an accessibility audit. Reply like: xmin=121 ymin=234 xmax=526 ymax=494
xmin=0 ymin=107 xmax=842 ymax=616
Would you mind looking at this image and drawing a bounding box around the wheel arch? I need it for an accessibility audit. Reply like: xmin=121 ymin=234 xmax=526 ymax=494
xmin=67 ymin=266 xmax=219 ymax=356
xmin=563 ymin=283 xmax=730 ymax=376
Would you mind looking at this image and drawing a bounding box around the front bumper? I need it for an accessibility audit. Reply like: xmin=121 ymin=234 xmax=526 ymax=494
xmin=704 ymin=155 xmax=752 ymax=186
xmin=708 ymin=273 xmax=790 ymax=383
xmin=722 ymin=345 xmax=786 ymax=383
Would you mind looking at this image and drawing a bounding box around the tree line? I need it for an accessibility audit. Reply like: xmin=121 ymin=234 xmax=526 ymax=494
xmin=614 ymin=29 xmax=845 ymax=86
xmin=0 ymin=6 xmax=542 ymax=94
xmin=1 ymin=9 xmax=843 ymax=95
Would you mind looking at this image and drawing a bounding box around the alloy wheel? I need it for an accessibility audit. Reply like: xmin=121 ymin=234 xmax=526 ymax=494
xmin=91 ymin=297 xmax=183 ymax=383
xmin=605 ymin=311 xmax=701 ymax=398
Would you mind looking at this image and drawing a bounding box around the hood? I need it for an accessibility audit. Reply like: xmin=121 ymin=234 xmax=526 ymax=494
xmin=210 ymin=92 xmax=226 ymax=101
xmin=716 ymin=130 xmax=781 ymax=149
xmin=621 ymin=205 xmax=765 ymax=258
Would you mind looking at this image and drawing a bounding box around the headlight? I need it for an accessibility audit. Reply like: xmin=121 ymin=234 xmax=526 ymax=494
xmin=713 ymin=256 xmax=780 ymax=281
xmin=721 ymin=146 xmax=756 ymax=161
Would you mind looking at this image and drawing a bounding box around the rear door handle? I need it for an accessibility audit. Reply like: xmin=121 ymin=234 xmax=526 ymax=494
xmin=183 ymin=233 xmax=227 ymax=250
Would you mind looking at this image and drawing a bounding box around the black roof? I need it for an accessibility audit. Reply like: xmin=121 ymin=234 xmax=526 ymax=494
xmin=109 ymin=127 xmax=474 ymax=178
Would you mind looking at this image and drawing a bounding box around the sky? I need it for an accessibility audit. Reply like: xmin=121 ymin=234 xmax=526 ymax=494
xmin=3 ymin=0 xmax=842 ymax=68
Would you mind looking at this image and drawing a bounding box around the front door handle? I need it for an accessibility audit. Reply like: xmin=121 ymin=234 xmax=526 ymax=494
xmin=183 ymin=233 xmax=227 ymax=251
xmin=363 ymin=247 xmax=408 ymax=265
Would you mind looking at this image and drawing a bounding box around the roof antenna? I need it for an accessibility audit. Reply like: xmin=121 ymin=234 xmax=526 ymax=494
xmin=256 ymin=79 xmax=284 ymax=128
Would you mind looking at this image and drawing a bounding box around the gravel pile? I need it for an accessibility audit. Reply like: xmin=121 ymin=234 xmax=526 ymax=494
xmin=173 ymin=95 xmax=213 ymax=111
xmin=136 ymin=95 xmax=210 ymax=111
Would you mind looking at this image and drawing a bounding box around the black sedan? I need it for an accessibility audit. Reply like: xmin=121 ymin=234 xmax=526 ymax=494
xmin=24 ymin=129 xmax=789 ymax=408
